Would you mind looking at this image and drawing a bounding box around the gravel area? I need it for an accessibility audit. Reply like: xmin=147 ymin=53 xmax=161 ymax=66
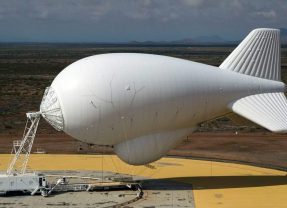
xmin=0 ymin=170 xmax=195 ymax=208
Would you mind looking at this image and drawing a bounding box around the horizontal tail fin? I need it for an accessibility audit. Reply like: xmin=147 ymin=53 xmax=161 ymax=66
xmin=220 ymin=28 xmax=281 ymax=81
xmin=229 ymin=92 xmax=287 ymax=133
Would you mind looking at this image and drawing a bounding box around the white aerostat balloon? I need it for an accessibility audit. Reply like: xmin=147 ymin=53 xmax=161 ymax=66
xmin=40 ymin=28 xmax=287 ymax=165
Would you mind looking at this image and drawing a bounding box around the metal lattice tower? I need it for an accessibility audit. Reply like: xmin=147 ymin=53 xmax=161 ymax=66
xmin=7 ymin=112 xmax=41 ymax=175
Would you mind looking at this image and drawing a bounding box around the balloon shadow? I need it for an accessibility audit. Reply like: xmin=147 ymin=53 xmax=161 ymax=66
xmin=140 ymin=175 xmax=287 ymax=190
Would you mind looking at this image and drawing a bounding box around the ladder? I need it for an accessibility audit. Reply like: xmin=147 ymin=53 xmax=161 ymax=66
xmin=6 ymin=112 xmax=41 ymax=175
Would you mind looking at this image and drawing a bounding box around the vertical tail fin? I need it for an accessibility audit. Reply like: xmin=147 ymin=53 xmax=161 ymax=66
xmin=220 ymin=28 xmax=281 ymax=81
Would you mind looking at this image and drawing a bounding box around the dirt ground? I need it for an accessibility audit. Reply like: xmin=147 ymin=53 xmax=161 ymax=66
xmin=172 ymin=132 xmax=287 ymax=170
xmin=1 ymin=132 xmax=286 ymax=170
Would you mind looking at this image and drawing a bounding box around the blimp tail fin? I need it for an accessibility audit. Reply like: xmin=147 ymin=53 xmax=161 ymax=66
xmin=229 ymin=92 xmax=287 ymax=133
xmin=220 ymin=28 xmax=281 ymax=81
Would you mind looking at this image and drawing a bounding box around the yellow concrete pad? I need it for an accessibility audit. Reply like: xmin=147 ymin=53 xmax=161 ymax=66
xmin=0 ymin=154 xmax=286 ymax=208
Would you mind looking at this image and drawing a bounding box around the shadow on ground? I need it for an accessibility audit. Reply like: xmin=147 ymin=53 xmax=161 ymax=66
xmin=141 ymin=175 xmax=287 ymax=190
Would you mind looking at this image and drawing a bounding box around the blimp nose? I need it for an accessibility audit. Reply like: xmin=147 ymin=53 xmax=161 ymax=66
xmin=40 ymin=87 xmax=64 ymax=131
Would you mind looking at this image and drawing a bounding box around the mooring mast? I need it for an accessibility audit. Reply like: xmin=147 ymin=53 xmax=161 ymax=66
xmin=6 ymin=112 xmax=41 ymax=175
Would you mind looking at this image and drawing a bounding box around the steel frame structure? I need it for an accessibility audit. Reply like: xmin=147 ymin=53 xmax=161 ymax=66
xmin=7 ymin=112 xmax=41 ymax=175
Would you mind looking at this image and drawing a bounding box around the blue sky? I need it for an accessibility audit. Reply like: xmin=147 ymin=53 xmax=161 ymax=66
xmin=0 ymin=0 xmax=286 ymax=42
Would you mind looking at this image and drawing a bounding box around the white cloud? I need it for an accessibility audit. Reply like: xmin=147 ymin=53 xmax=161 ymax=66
xmin=254 ymin=10 xmax=276 ymax=19
xmin=0 ymin=0 xmax=285 ymax=42
xmin=181 ymin=0 xmax=203 ymax=7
